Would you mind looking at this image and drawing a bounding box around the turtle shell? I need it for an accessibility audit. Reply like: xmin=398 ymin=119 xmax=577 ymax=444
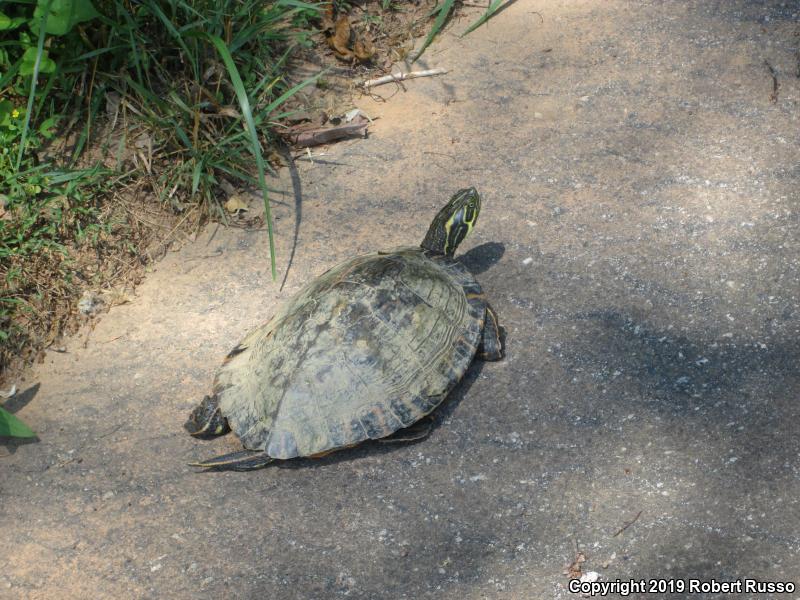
xmin=212 ymin=247 xmax=486 ymax=459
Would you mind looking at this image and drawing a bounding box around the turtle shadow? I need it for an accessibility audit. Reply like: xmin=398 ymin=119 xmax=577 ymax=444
xmin=459 ymin=242 xmax=505 ymax=275
xmin=275 ymin=359 xmax=487 ymax=471
xmin=0 ymin=383 xmax=42 ymax=454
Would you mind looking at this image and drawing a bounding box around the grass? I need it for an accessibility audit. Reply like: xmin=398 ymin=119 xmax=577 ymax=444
xmin=414 ymin=0 xmax=512 ymax=61
xmin=0 ymin=0 xmax=326 ymax=381
xmin=0 ymin=0 xmax=507 ymax=392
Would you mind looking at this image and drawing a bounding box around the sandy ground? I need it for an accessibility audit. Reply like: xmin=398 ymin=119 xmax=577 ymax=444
xmin=2 ymin=1 xmax=800 ymax=598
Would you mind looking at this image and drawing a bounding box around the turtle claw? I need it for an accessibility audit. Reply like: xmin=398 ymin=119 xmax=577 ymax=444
xmin=478 ymin=303 xmax=505 ymax=361
xmin=190 ymin=449 xmax=274 ymax=471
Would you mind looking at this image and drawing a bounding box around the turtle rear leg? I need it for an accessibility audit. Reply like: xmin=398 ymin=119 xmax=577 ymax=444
xmin=190 ymin=449 xmax=273 ymax=471
xmin=479 ymin=303 xmax=505 ymax=361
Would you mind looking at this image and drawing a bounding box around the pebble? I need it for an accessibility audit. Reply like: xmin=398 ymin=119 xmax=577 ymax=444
xmin=522 ymin=257 xmax=533 ymax=265
xmin=580 ymin=571 xmax=600 ymax=583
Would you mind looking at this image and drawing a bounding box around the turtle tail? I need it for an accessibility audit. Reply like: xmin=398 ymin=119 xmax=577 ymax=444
xmin=189 ymin=449 xmax=274 ymax=471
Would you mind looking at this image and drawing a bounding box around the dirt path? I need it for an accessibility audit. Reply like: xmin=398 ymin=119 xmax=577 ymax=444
xmin=3 ymin=1 xmax=799 ymax=598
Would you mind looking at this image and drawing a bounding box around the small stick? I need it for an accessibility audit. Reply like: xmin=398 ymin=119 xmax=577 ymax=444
xmin=764 ymin=60 xmax=779 ymax=102
xmin=613 ymin=510 xmax=643 ymax=537
xmin=361 ymin=68 xmax=448 ymax=89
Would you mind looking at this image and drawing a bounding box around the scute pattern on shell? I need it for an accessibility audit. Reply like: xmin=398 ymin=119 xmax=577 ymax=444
xmin=212 ymin=247 xmax=486 ymax=459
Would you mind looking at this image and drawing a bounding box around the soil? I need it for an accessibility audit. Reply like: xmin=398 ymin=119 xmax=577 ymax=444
xmin=2 ymin=1 xmax=800 ymax=598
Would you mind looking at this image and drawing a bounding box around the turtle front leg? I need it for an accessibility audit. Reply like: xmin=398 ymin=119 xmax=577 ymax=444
xmin=478 ymin=303 xmax=505 ymax=361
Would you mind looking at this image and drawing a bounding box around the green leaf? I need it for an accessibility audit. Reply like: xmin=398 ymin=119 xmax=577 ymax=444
xmin=0 ymin=405 xmax=35 ymax=438
xmin=38 ymin=115 xmax=58 ymax=138
xmin=20 ymin=47 xmax=56 ymax=75
xmin=0 ymin=99 xmax=12 ymax=126
xmin=33 ymin=0 xmax=100 ymax=36
xmin=413 ymin=0 xmax=456 ymax=62
xmin=460 ymin=0 xmax=507 ymax=37
xmin=0 ymin=13 xmax=25 ymax=31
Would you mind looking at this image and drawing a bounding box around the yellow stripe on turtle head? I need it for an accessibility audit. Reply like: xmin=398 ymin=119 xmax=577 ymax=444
xmin=421 ymin=187 xmax=482 ymax=256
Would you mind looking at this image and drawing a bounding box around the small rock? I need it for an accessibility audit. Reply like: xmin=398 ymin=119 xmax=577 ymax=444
xmin=102 ymin=491 xmax=115 ymax=500
xmin=601 ymin=552 xmax=616 ymax=568
xmin=522 ymin=257 xmax=533 ymax=265
xmin=580 ymin=571 xmax=599 ymax=583
xmin=77 ymin=291 xmax=104 ymax=317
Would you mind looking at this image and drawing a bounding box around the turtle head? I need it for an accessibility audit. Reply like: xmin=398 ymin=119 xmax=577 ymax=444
xmin=184 ymin=394 xmax=231 ymax=438
xmin=421 ymin=187 xmax=481 ymax=257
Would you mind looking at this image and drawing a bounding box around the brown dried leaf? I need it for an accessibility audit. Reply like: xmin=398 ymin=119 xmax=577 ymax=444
xmin=224 ymin=194 xmax=249 ymax=214
xmin=354 ymin=37 xmax=375 ymax=62
xmin=217 ymin=106 xmax=241 ymax=119
xmin=328 ymin=16 xmax=353 ymax=59
xmin=564 ymin=552 xmax=586 ymax=579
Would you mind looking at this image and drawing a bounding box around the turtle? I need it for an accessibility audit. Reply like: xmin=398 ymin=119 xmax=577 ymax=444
xmin=185 ymin=187 xmax=504 ymax=470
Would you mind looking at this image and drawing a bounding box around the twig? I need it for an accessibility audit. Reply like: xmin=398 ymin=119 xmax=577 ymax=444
xmin=361 ymin=68 xmax=448 ymax=89
xmin=764 ymin=60 xmax=779 ymax=102
xmin=613 ymin=510 xmax=643 ymax=537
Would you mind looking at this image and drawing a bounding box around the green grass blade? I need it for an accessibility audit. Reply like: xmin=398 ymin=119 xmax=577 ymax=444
xmin=276 ymin=0 xmax=322 ymax=10
xmin=263 ymin=70 xmax=325 ymax=115
xmin=412 ymin=0 xmax=456 ymax=62
xmin=147 ymin=1 xmax=199 ymax=80
xmin=461 ymin=0 xmax=507 ymax=37
xmin=191 ymin=158 xmax=203 ymax=195
xmin=0 ymin=405 xmax=35 ymax=438
xmin=206 ymin=33 xmax=277 ymax=280
xmin=15 ymin=0 xmax=53 ymax=171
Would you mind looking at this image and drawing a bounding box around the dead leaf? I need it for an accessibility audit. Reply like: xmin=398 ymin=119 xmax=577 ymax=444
xmin=564 ymin=551 xmax=586 ymax=579
xmin=323 ymin=1 xmax=334 ymax=24
xmin=224 ymin=194 xmax=249 ymax=214
xmin=354 ymin=37 xmax=375 ymax=61
xmin=217 ymin=106 xmax=241 ymax=119
xmin=105 ymin=288 xmax=133 ymax=308
xmin=328 ymin=16 xmax=353 ymax=59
